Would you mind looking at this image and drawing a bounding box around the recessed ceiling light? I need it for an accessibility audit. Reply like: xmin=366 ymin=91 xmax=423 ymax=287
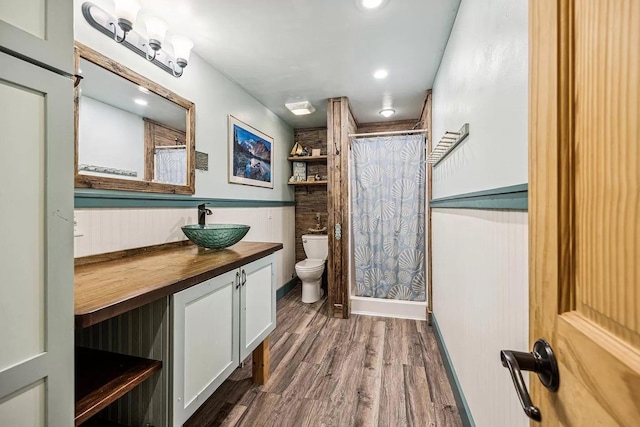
xmin=379 ymin=109 xmax=395 ymax=118
xmin=78 ymin=68 xmax=83 ymax=74
xmin=285 ymin=101 xmax=316 ymax=116
xmin=134 ymin=98 xmax=148 ymax=106
xmin=138 ymin=86 xmax=150 ymax=93
xmin=361 ymin=0 xmax=384 ymax=9
xmin=373 ymin=69 xmax=388 ymax=79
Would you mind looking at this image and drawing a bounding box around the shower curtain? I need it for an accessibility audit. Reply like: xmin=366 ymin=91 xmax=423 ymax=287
xmin=155 ymin=148 xmax=187 ymax=185
xmin=351 ymin=134 xmax=426 ymax=301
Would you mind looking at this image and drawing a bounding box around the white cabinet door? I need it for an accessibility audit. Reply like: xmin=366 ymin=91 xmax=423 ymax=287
xmin=240 ymin=255 xmax=277 ymax=361
xmin=171 ymin=270 xmax=240 ymax=426
xmin=0 ymin=0 xmax=73 ymax=74
xmin=0 ymin=51 xmax=74 ymax=426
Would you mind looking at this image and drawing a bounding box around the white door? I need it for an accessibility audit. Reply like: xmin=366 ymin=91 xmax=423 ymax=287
xmin=171 ymin=270 xmax=240 ymax=426
xmin=0 ymin=51 xmax=74 ymax=425
xmin=0 ymin=0 xmax=74 ymax=74
xmin=240 ymin=255 xmax=277 ymax=361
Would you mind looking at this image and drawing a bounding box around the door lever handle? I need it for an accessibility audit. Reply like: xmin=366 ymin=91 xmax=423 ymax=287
xmin=500 ymin=339 xmax=559 ymax=422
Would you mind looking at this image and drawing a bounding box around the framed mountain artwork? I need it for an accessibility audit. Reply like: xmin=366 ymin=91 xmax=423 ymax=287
xmin=228 ymin=115 xmax=274 ymax=188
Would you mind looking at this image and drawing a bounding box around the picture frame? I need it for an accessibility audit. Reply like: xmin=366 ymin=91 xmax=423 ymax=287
xmin=292 ymin=161 xmax=307 ymax=182
xmin=228 ymin=115 xmax=274 ymax=188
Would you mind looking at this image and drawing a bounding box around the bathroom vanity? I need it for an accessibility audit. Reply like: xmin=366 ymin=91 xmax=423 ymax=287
xmin=74 ymin=241 xmax=282 ymax=426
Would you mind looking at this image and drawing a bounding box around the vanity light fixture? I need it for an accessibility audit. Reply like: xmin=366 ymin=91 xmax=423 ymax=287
xmin=379 ymin=108 xmax=395 ymax=118
xmin=112 ymin=0 xmax=141 ymax=43
xmin=285 ymin=101 xmax=316 ymax=116
xmin=81 ymin=2 xmax=194 ymax=78
xmin=143 ymin=15 xmax=168 ymax=60
xmin=169 ymin=35 xmax=195 ymax=77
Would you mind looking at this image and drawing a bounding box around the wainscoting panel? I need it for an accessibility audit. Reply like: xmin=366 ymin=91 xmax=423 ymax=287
xmin=432 ymin=208 xmax=528 ymax=427
xmin=73 ymin=206 xmax=296 ymax=289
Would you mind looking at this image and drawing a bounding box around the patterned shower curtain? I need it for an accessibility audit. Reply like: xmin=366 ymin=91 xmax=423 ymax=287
xmin=351 ymin=134 xmax=426 ymax=301
xmin=155 ymin=148 xmax=187 ymax=185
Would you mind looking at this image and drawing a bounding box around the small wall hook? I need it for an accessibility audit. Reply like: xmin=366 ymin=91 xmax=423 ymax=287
xmin=74 ymin=74 xmax=84 ymax=88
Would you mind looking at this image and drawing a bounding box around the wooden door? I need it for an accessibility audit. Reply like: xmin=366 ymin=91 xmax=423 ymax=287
xmin=240 ymin=255 xmax=276 ymax=361
xmin=0 ymin=51 xmax=74 ymax=425
xmin=171 ymin=270 xmax=240 ymax=426
xmin=529 ymin=0 xmax=639 ymax=425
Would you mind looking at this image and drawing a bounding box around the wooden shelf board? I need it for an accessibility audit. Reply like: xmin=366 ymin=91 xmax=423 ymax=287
xmin=287 ymin=155 xmax=327 ymax=163
xmin=75 ymin=347 xmax=162 ymax=426
xmin=287 ymin=180 xmax=328 ymax=186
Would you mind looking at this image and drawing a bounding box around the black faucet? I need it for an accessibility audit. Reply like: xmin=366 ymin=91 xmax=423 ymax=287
xmin=198 ymin=203 xmax=212 ymax=226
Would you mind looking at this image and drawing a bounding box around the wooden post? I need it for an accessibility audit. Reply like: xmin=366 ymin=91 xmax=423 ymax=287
xmin=252 ymin=336 xmax=270 ymax=385
xmin=326 ymin=97 xmax=357 ymax=319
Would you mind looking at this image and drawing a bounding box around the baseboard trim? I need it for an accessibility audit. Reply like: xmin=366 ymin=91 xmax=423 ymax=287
xmin=431 ymin=315 xmax=476 ymax=427
xmin=276 ymin=278 xmax=298 ymax=301
xmin=350 ymin=296 xmax=427 ymax=320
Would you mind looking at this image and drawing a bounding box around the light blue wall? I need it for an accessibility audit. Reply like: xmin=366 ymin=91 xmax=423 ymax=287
xmin=431 ymin=0 xmax=528 ymax=199
xmin=73 ymin=0 xmax=294 ymax=202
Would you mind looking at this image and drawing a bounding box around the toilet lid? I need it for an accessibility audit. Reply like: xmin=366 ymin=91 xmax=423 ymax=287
xmin=296 ymin=259 xmax=324 ymax=270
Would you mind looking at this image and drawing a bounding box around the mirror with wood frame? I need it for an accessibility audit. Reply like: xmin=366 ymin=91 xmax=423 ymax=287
xmin=74 ymin=42 xmax=196 ymax=194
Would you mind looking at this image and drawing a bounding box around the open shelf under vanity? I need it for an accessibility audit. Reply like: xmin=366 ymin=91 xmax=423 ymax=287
xmin=75 ymin=347 xmax=162 ymax=426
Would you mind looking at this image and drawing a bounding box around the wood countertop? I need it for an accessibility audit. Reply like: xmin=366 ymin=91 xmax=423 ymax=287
xmin=75 ymin=241 xmax=283 ymax=328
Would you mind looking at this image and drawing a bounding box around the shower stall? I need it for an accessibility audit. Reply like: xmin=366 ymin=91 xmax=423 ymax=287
xmin=348 ymin=129 xmax=428 ymax=320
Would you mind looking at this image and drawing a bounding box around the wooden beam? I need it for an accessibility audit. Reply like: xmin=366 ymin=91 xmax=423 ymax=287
xmin=327 ymin=98 xmax=340 ymax=318
xmin=252 ymin=336 xmax=270 ymax=385
xmin=326 ymin=97 xmax=357 ymax=319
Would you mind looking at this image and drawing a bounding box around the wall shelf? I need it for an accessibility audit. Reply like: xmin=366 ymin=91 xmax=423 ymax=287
xmin=287 ymin=180 xmax=328 ymax=186
xmin=75 ymin=347 xmax=162 ymax=426
xmin=427 ymin=123 xmax=470 ymax=167
xmin=287 ymin=155 xmax=327 ymax=163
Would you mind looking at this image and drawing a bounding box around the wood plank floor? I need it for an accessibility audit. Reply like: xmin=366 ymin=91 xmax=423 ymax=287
xmin=185 ymin=285 xmax=462 ymax=427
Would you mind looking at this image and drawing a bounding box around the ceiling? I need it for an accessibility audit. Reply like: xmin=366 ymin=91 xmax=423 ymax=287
xmin=80 ymin=57 xmax=187 ymax=130
xmin=99 ymin=0 xmax=461 ymax=128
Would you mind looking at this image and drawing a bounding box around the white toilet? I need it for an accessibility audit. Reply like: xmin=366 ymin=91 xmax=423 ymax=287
xmin=295 ymin=234 xmax=328 ymax=303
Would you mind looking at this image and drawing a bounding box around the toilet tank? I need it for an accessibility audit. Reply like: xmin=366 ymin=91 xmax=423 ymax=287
xmin=302 ymin=234 xmax=328 ymax=260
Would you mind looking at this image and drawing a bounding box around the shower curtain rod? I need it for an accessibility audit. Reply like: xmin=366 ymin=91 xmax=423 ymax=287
xmin=348 ymin=128 xmax=428 ymax=138
xmin=155 ymin=145 xmax=186 ymax=149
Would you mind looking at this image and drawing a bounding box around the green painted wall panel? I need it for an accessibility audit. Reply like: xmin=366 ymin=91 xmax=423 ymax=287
xmin=430 ymin=184 xmax=527 ymax=210
xmin=75 ymin=189 xmax=296 ymax=209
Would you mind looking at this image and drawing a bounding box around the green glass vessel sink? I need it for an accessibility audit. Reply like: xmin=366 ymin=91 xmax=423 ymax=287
xmin=181 ymin=224 xmax=250 ymax=249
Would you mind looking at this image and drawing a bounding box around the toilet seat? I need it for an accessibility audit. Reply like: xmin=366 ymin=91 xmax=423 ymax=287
xmin=295 ymin=258 xmax=325 ymax=304
xmin=295 ymin=258 xmax=324 ymax=272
